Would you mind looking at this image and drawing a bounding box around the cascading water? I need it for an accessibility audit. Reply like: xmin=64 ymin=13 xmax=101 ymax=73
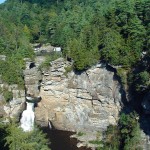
xmin=20 ymin=102 xmax=35 ymax=132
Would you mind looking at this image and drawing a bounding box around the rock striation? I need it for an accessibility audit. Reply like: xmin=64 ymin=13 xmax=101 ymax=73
xmin=23 ymin=60 xmax=42 ymax=96
xmin=35 ymin=58 xmax=122 ymax=132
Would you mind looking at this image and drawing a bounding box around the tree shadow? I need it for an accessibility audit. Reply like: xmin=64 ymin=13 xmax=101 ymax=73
xmin=107 ymin=63 xmax=150 ymax=137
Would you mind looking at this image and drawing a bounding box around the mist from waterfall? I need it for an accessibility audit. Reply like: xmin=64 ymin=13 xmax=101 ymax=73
xmin=20 ymin=102 xmax=35 ymax=132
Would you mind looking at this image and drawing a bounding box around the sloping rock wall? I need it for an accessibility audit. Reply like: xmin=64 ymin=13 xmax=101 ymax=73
xmin=35 ymin=58 xmax=122 ymax=132
xmin=0 ymin=84 xmax=25 ymax=119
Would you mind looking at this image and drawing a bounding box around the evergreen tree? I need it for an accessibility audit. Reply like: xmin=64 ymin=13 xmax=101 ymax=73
xmin=5 ymin=122 xmax=50 ymax=150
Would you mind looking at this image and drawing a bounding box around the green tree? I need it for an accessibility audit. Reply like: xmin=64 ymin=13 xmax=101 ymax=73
xmin=135 ymin=71 xmax=150 ymax=92
xmin=0 ymin=122 xmax=8 ymax=150
xmin=23 ymin=25 xmax=31 ymax=40
xmin=5 ymin=122 xmax=50 ymax=150
xmin=119 ymin=112 xmax=142 ymax=150
xmin=103 ymin=125 xmax=120 ymax=150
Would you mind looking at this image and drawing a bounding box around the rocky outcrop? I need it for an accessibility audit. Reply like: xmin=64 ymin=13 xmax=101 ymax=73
xmin=141 ymin=130 xmax=150 ymax=150
xmin=23 ymin=60 xmax=42 ymax=96
xmin=35 ymin=58 xmax=122 ymax=132
xmin=32 ymin=43 xmax=54 ymax=55
xmin=0 ymin=84 xmax=25 ymax=119
xmin=0 ymin=57 xmax=123 ymax=133
xmin=0 ymin=57 xmax=43 ymax=120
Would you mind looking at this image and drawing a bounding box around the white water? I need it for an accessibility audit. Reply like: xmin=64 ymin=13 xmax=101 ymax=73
xmin=20 ymin=102 xmax=35 ymax=132
xmin=48 ymin=120 xmax=52 ymax=129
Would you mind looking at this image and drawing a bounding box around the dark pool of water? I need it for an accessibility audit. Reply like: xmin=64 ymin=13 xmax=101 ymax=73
xmin=42 ymin=128 xmax=92 ymax=150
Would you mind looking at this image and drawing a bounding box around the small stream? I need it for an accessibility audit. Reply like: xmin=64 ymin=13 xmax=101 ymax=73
xmin=42 ymin=128 xmax=92 ymax=150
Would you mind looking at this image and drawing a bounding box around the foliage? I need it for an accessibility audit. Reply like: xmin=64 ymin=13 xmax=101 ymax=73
xmin=128 ymin=68 xmax=150 ymax=94
xmin=135 ymin=71 xmax=150 ymax=92
xmin=0 ymin=59 xmax=24 ymax=89
xmin=89 ymin=140 xmax=102 ymax=145
xmin=3 ymin=91 xmax=13 ymax=102
xmin=0 ymin=0 xmax=149 ymax=94
xmin=5 ymin=122 xmax=50 ymax=150
xmin=0 ymin=1 xmax=148 ymax=149
xmin=103 ymin=125 xmax=121 ymax=150
xmin=97 ymin=112 xmax=142 ymax=150
xmin=0 ymin=86 xmax=13 ymax=102
xmin=77 ymin=131 xmax=85 ymax=137
xmin=0 ymin=0 xmax=148 ymax=72
xmin=0 ymin=122 xmax=8 ymax=150
xmin=64 ymin=65 xmax=73 ymax=77
xmin=38 ymin=52 xmax=61 ymax=71
xmin=38 ymin=56 xmax=51 ymax=71
xmin=117 ymin=68 xmax=128 ymax=86
xmin=45 ymin=0 xmax=149 ymax=69
xmin=119 ymin=112 xmax=142 ymax=150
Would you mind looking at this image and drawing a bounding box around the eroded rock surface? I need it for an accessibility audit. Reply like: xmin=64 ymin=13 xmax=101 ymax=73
xmin=35 ymin=58 xmax=122 ymax=132
xmin=0 ymin=84 xmax=25 ymax=119
xmin=24 ymin=61 xmax=42 ymax=96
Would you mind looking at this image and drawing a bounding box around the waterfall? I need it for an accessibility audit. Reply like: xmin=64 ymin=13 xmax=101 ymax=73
xmin=48 ymin=120 xmax=52 ymax=129
xmin=20 ymin=102 xmax=35 ymax=132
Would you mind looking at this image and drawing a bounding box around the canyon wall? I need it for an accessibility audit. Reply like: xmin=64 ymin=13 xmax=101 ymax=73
xmin=0 ymin=57 xmax=123 ymax=132
xmin=34 ymin=58 xmax=122 ymax=132
xmin=1 ymin=56 xmax=150 ymax=148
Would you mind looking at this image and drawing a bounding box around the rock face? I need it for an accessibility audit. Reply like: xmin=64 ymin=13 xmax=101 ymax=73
xmin=0 ymin=57 xmax=122 ymax=132
xmin=0 ymin=58 xmax=42 ymax=120
xmin=24 ymin=61 xmax=42 ymax=96
xmin=35 ymin=58 xmax=122 ymax=132
xmin=0 ymin=84 xmax=25 ymax=119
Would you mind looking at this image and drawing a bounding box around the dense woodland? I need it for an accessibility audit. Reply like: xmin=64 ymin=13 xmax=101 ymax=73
xmin=0 ymin=0 xmax=149 ymax=90
xmin=0 ymin=0 xmax=149 ymax=92
xmin=0 ymin=0 xmax=150 ymax=150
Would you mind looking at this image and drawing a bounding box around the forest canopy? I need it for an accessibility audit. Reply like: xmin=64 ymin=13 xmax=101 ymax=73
xmin=0 ymin=0 xmax=149 ymax=88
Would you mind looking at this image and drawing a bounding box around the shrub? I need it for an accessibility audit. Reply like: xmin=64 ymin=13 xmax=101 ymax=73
xmin=119 ymin=112 xmax=142 ymax=150
xmin=3 ymin=91 xmax=13 ymax=102
xmin=117 ymin=68 xmax=128 ymax=86
xmin=77 ymin=132 xmax=85 ymax=137
xmin=64 ymin=65 xmax=73 ymax=77
xmin=38 ymin=52 xmax=61 ymax=71
xmin=100 ymin=112 xmax=141 ymax=150
xmin=89 ymin=140 xmax=102 ymax=145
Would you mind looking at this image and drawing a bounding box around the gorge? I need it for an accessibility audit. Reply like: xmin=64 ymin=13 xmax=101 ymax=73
xmin=0 ymin=55 xmax=150 ymax=149
xmin=23 ymin=56 xmax=123 ymax=149
xmin=0 ymin=0 xmax=149 ymax=149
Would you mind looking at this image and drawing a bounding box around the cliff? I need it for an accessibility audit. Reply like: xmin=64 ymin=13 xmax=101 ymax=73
xmin=0 ymin=84 xmax=25 ymax=119
xmin=1 ymin=56 xmax=150 ymax=149
xmin=33 ymin=58 xmax=122 ymax=132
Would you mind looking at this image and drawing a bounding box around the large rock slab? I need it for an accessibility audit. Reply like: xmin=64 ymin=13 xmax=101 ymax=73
xmin=35 ymin=58 xmax=122 ymax=132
